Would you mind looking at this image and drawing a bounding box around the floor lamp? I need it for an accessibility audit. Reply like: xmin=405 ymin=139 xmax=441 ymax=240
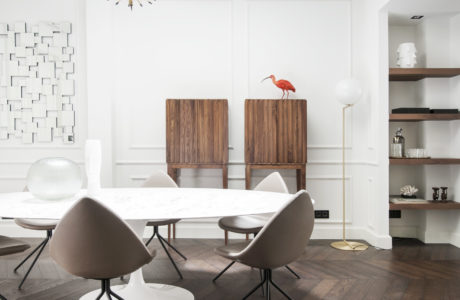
xmin=331 ymin=79 xmax=368 ymax=251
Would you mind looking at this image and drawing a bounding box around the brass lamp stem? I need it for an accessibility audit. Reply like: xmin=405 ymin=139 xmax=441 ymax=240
xmin=330 ymin=104 xmax=368 ymax=251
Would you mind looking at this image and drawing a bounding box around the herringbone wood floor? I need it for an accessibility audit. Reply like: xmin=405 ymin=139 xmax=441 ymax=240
xmin=0 ymin=238 xmax=459 ymax=300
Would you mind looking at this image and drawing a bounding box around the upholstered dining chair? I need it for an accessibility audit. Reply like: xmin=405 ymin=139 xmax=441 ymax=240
xmin=214 ymin=190 xmax=314 ymax=299
xmin=14 ymin=187 xmax=58 ymax=289
xmin=219 ymin=172 xmax=289 ymax=244
xmin=215 ymin=172 xmax=301 ymax=281
xmin=0 ymin=235 xmax=30 ymax=299
xmin=143 ymin=170 xmax=187 ymax=279
xmin=50 ymin=197 xmax=155 ymax=300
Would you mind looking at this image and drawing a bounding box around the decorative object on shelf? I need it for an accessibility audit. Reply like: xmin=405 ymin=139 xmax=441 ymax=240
xmin=85 ymin=140 xmax=102 ymax=196
xmin=111 ymin=0 xmax=156 ymax=10
xmin=27 ymin=157 xmax=82 ymax=200
xmin=397 ymin=43 xmax=417 ymax=68
xmin=400 ymin=185 xmax=418 ymax=198
xmin=261 ymin=75 xmax=296 ymax=100
xmin=0 ymin=22 xmax=75 ymax=144
xmin=432 ymin=187 xmax=440 ymax=201
xmin=430 ymin=109 xmax=459 ymax=114
xmin=331 ymin=79 xmax=368 ymax=251
xmin=406 ymin=148 xmax=428 ymax=158
xmin=392 ymin=107 xmax=430 ymax=114
xmin=390 ymin=128 xmax=405 ymax=158
xmin=441 ymin=187 xmax=448 ymax=202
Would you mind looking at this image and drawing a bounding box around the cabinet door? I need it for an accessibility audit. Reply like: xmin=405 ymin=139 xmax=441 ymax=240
xmin=166 ymin=99 xmax=228 ymax=164
xmin=245 ymin=99 xmax=307 ymax=164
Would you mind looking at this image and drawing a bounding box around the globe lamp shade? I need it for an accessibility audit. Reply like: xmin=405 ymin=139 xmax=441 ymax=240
xmin=335 ymin=79 xmax=363 ymax=105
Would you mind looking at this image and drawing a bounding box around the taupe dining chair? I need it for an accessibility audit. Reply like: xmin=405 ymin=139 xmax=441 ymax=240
xmin=215 ymin=172 xmax=301 ymax=281
xmin=14 ymin=187 xmax=58 ymax=289
xmin=50 ymin=197 xmax=155 ymax=300
xmin=219 ymin=172 xmax=289 ymax=244
xmin=214 ymin=190 xmax=314 ymax=299
xmin=143 ymin=170 xmax=187 ymax=279
xmin=0 ymin=235 xmax=30 ymax=299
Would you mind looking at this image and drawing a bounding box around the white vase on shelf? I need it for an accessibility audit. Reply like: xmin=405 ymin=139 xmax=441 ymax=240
xmin=85 ymin=140 xmax=102 ymax=197
xmin=397 ymin=42 xmax=417 ymax=68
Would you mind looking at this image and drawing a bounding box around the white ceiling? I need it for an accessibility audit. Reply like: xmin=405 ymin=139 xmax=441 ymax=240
xmin=388 ymin=0 xmax=460 ymax=26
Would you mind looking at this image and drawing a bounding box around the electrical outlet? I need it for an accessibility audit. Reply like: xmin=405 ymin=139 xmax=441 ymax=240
xmin=389 ymin=210 xmax=401 ymax=218
xmin=314 ymin=210 xmax=329 ymax=219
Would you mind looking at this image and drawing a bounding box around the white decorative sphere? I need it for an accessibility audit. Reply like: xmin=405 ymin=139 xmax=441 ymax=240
xmin=27 ymin=158 xmax=82 ymax=200
xmin=335 ymin=79 xmax=363 ymax=105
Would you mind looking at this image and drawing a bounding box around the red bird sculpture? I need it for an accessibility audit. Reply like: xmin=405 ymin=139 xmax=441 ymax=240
xmin=261 ymin=75 xmax=296 ymax=99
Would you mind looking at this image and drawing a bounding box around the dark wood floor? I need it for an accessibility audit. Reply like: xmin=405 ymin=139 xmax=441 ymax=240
xmin=0 ymin=238 xmax=459 ymax=299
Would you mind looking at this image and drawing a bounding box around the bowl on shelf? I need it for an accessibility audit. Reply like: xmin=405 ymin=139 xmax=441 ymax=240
xmin=405 ymin=148 xmax=428 ymax=158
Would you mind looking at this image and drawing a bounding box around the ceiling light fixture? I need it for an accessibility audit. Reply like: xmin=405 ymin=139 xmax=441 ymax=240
xmin=111 ymin=0 xmax=156 ymax=10
xmin=411 ymin=15 xmax=424 ymax=20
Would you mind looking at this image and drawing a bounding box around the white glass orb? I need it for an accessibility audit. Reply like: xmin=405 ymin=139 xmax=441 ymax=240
xmin=27 ymin=158 xmax=82 ymax=200
xmin=335 ymin=79 xmax=363 ymax=105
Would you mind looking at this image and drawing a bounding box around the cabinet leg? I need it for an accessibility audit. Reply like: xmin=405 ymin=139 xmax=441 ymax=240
xmin=222 ymin=165 xmax=228 ymax=189
xmin=296 ymin=169 xmax=301 ymax=191
xmin=245 ymin=166 xmax=251 ymax=190
xmin=300 ymin=166 xmax=306 ymax=190
xmin=167 ymin=166 xmax=178 ymax=184
xmin=168 ymin=224 xmax=171 ymax=243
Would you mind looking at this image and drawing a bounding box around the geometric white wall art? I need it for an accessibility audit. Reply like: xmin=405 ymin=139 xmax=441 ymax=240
xmin=0 ymin=22 xmax=74 ymax=144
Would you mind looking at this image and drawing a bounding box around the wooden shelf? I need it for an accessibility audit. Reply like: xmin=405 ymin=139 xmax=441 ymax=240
xmin=390 ymin=158 xmax=460 ymax=165
xmin=390 ymin=201 xmax=460 ymax=210
xmin=389 ymin=68 xmax=460 ymax=81
xmin=390 ymin=113 xmax=460 ymax=122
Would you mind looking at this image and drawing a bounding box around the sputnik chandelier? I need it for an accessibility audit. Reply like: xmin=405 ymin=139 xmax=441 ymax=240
xmin=111 ymin=0 xmax=157 ymax=10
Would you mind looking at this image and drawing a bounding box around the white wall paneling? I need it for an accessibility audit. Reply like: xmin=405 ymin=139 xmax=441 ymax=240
xmin=0 ymin=0 xmax=395 ymax=247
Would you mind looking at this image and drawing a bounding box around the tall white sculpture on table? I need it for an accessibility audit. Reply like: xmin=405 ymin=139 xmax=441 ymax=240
xmin=85 ymin=140 xmax=101 ymax=197
xmin=330 ymin=79 xmax=368 ymax=251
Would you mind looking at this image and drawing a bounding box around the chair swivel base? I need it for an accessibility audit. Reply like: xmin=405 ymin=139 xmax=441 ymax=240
xmin=14 ymin=229 xmax=52 ymax=289
xmin=96 ymin=279 xmax=123 ymax=300
xmin=213 ymin=261 xmax=300 ymax=282
xmin=146 ymin=225 xmax=187 ymax=279
xmin=243 ymin=269 xmax=292 ymax=300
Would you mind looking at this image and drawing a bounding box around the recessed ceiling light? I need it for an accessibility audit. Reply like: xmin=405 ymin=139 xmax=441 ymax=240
xmin=411 ymin=16 xmax=424 ymax=20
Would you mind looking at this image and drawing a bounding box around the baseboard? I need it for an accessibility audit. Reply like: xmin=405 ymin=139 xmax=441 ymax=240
xmin=390 ymin=225 xmax=418 ymax=238
xmin=450 ymin=232 xmax=460 ymax=248
xmin=0 ymin=220 xmax=391 ymax=249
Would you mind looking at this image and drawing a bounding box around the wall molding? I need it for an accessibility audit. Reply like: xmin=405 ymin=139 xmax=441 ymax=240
xmin=0 ymin=161 xmax=84 ymax=165
xmin=130 ymin=145 xmax=235 ymax=150
xmin=116 ymin=160 xmax=379 ymax=166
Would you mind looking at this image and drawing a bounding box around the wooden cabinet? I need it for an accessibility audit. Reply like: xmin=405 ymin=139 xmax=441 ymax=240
xmin=245 ymin=99 xmax=307 ymax=191
xmin=166 ymin=99 xmax=228 ymax=188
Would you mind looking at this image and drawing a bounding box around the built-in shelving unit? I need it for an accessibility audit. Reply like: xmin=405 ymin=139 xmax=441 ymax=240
xmin=389 ymin=68 xmax=460 ymax=81
xmin=388 ymin=67 xmax=460 ymax=213
xmin=390 ymin=158 xmax=460 ymax=165
xmin=389 ymin=114 xmax=460 ymax=122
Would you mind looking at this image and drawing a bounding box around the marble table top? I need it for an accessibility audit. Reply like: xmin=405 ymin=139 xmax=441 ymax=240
xmin=0 ymin=188 xmax=295 ymax=220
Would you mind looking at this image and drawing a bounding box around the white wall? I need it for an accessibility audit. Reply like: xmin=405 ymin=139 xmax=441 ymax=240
xmin=0 ymin=0 xmax=394 ymax=247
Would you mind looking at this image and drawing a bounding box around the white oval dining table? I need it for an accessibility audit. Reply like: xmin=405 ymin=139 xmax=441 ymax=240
xmin=0 ymin=187 xmax=294 ymax=300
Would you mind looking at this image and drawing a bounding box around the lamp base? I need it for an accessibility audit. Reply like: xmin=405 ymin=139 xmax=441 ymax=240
xmin=330 ymin=240 xmax=368 ymax=251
